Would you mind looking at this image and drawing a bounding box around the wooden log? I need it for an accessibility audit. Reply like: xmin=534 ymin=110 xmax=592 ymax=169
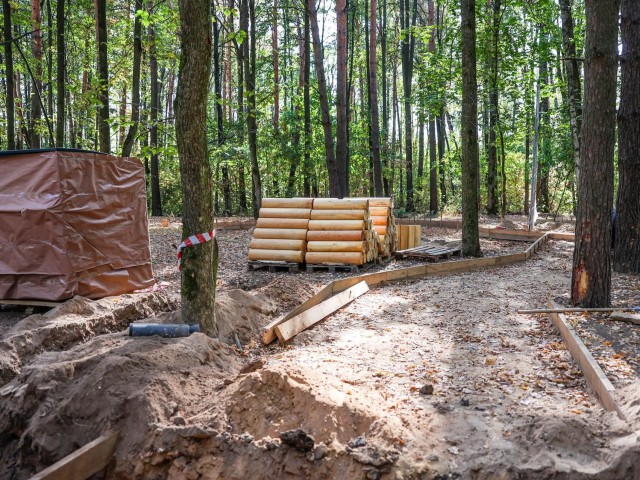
xmin=547 ymin=300 xmax=625 ymax=419
xmin=351 ymin=197 xmax=393 ymax=207
xmin=310 ymin=209 xmax=369 ymax=220
xmin=253 ymin=228 xmax=308 ymax=240
xmin=258 ymin=208 xmax=311 ymax=219
xmin=256 ymin=218 xmax=309 ymax=229
xmin=308 ymin=220 xmax=366 ymax=231
xmin=312 ymin=198 xmax=369 ymax=210
xmin=307 ymin=241 xmax=366 ymax=252
xmin=306 ymin=230 xmax=365 ymax=241
xmin=374 ymin=225 xmax=387 ymax=235
xmin=305 ymin=251 xmax=364 ymax=265
xmin=275 ymin=281 xmax=370 ymax=342
xmin=248 ymin=249 xmax=304 ymax=262
xmin=371 ymin=216 xmax=388 ymax=226
xmin=370 ymin=206 xmax=390 ymax=216
xmin=262 ymin=198 xmax=314 ymax=209
xmin=30 ymin=432 xmax=119 ymax=480
xmin=249 ymin=238 xmax=306 ymax=251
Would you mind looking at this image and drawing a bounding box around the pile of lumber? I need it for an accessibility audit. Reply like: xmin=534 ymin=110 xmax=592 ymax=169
xmin=248 ymin=198 xmax=312 ymax=263
xmin=397 ymin=225 xmax=421 ymax=250
xmin=306 ymin=198 xmax=378 ymax=266
xmin=365 ymin=197 xmax=397 ymax=257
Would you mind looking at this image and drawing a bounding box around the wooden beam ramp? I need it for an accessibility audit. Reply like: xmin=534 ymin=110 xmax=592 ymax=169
xmin=262 ymin=233 xmax=551 ymax=344
xmin=30 ymin=431 xmax=119 ymax=480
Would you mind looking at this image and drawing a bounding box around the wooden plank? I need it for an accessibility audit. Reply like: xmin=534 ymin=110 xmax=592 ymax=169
xmin=548 ymin=232 xmax=575 ymax=241
xmin=519 ymin=307 xmax=632 ymax=314
xmin=261 ymin=283 xmax=335 ymax=344
xmin=30 ymin=431 xmax=119 ymax=480
xmin=609 ymin=312 xmax=640 ymax=325
xmin=275 ymin=281 xmax=370 ymax=342
xmin=546 ymin=300 xmax=625 ymax=419
xmin=0 ymin=299 xmax=62 ymax=308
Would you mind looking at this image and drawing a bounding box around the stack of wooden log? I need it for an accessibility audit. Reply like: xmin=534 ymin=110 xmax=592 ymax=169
xmin=365 ymin=197 xmax=397 ymax=258
xmin=248 ymin=198 xmax=312 ymax=263
xmin=306 ymin=198 xmax=378 ymax=266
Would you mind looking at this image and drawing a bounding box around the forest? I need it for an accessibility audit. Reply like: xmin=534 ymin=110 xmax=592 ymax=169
xmin=0 ymin=0 xmax=616 ymax=215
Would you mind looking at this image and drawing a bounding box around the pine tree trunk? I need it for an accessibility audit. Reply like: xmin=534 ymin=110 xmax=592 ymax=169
xmin=369 ymin=0 xmax=383 ymax=196
xmin=95 ymin=0 xmax=110 ymax=153
xmin=486 ymin=0 xmax=500 ymax=215
xmin=303 ymin=10 xmax=312 ymax=198
xmin=559 ymin=0 xmax=582 ymax=184
xmin=55 ymin=0 xmax=65 ymax=147
xmin=380 ymin=0 xmax=390 ymax=196
xmin=176 ymin=0 xmax=217 ymax=334
xmin=308 ymin=0 xmax=340 ymax=197
xmin=122 ymin=0 xmax=142 ymax=157
xmin=571 ymin=0 xmax=619 ymax=307
xmin=429 ymin=116 xmax=438 ymax=213
xmin=614 ymin=0 xmax=640 ymax=273
xmin=335 ymin=0 xmax=348 ymax=197
xmin=399 ymin=0 xmax=416 ymax=211
xmin=272 ymin=0 xmax=279 ymax=129
xmin=437 ymin=109 xmax=447 ymax=205
xmin=30 ymin=0 xmax=43 ymax=148
xmin=3 ymin=0 xmax=15 ymax=150
xmin=460 ymin=0 xmax=481 ymax=257
xmin=149 ymin=2 xmax=162 ymax=216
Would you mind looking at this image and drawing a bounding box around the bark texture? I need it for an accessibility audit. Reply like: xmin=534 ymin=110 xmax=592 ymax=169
xmin=176 ymin=0 xmax=217 ymax=335
xmin=614 ymin=0 xmax=640 ymax=273
xmin=571 ymin=0 xmax=619 ymax=306
xmin=460 ymin=0 xmax=482 ymax=257
xmin=2 ymin=0 xmax=15 ymax=150
xmin=95 ymin=0 xmax=110 ymax=153
xmin=121 ymin=0 xmax=143 ymax=157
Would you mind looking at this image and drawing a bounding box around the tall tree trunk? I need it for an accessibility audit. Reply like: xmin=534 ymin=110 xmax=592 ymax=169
xmin=149 ymin=2 xmax=162 ymax=216
xmin=380 ymin=0 xmax=389 ymax=195
xmin=460 ymin=0 xmax=481 ymax=256
xmin=369 ymin=0 xmax=383 ymax=195
xmin=243 ymin=0 xmax=261 ymax=218
xmin=417 ymin=116 xmax=424 ymax=178
xmin=272 ymin=0 xmax=279 ymax=129
xmin=122 ymin=0 xmax=142 ymax=156
xmin=571 ymin=0 xmax=619 ymax=307
xmin=30 ymin=0 xmax=43 ymax=148
xmin=486 ymin=0 xmax=500 ymax=215
xmin=559 ymin=0 xmax=582 ymax=185
xmin=176 ymin=0 xmax=217 ymax=334
xmin=614 ymin=0 xmax=640 ymax=273
xmin=335 ymin=0 xmax=348 ymax=197
xmin=399 ymin=0 xmax=417 ymax=210
xmin=308 ymin=0 xmax=340 ymax=196
xmin=529 ymin=68 xmax=541 ymax=230
xmin=3 ymin=0 xmax=15 ymax=149
xmin=303 ymin=8 xmax=312 ymax=197
xmin=429 ymin=116 xmax=438 ymax=213
xmin=95 ymin=0 xmax=109 ymax=152
xmin=437 ymin=109 xmax=447 ymax=205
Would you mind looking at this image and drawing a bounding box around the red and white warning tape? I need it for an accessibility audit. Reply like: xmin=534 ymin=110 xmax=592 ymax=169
xmin=177 ymin=229 xmax=216 ymax=271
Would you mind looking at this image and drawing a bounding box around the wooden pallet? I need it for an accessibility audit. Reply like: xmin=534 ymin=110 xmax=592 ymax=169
xmin=247 ymin=260 xmax=302 ymax=273
xmin=394 ymin=244 xmax=462 ymax=261
xmin=306 ymin=261 xmax=375 ymax=274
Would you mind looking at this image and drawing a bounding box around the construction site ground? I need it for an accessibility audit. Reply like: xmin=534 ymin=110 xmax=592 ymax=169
xmin=1 ymin=216 xmax=639 ymax=479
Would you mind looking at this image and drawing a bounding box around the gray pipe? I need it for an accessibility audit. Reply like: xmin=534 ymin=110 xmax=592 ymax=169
xmin=129 ymin=323 xmax=200 ymax=337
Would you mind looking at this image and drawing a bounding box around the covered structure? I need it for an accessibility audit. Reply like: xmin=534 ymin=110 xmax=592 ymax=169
xmin=0 ymin=149 xmax=155 ymax=301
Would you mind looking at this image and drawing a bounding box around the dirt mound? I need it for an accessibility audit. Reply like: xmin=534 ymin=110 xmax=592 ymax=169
xmin=0 ymin=289 xmax=278 ymax=479
xmin=0 ymin=292 xmax=178 ymax=385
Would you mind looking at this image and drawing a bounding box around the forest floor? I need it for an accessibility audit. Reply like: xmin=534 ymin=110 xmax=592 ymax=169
xmin=1 ymin=216 xmax=639 ymax=479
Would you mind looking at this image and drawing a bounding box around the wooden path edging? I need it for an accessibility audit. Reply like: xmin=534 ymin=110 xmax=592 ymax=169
xmin=262 ymin=233 xmax=551 ymax=344
xmin=30 ymin=431 xmax=119 ymax=480
xmin=546 ymin=300 xmax=625 ymax=420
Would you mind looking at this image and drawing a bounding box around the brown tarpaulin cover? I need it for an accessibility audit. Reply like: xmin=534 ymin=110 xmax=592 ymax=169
xmin=0 ymin=149 xmax=155 ymax=301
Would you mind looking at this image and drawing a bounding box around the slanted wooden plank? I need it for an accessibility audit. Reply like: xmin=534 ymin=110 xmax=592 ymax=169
xmin=609 ymin=312 xmax=640 ymax=325
xmin=275 ymin=281 xmax=370 ymax=342
xmin=546 ymin=300 xmax=625 ymax=419
xmin=261 ymin=283 xmax=335 ymax=344
xmin=30 ymin=431 xmax=119 ymax=480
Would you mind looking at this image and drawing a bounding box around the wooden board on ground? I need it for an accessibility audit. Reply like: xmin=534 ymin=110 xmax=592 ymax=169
xmin=609 ymin=312 xmax=640 ymax=325
xmin=394 ymin=244 xmax=462 ymax=261
xmin=0 ymin=299 xmax=61 ymax=308
xmin=274 ymin=281 xmax=369 ymax=342
xmin=305 ymin=261 xmax=375 ymax=274
xmin=30 ymin=431 xmax=119 ymax=480
xmin=546 ymin=300 xmax=625 ymax=419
